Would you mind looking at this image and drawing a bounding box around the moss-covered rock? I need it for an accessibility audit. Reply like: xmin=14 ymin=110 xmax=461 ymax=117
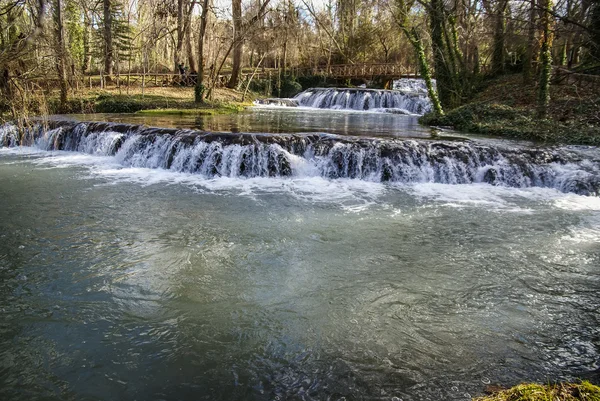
xmin=474 ymin=381 xmax=600 ymax=401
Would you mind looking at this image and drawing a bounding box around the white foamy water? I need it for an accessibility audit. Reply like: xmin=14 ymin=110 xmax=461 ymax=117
xmin=4 ymin=145 xmax=600 ymax=221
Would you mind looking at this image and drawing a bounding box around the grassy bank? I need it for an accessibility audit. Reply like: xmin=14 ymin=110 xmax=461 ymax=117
xmin=421 ymin=74 xmax=600 ymax=145
xmin=3 ymin=87 xmax=254 ymax=118
xmin=475 ymin=381 xmax=600 ymax=401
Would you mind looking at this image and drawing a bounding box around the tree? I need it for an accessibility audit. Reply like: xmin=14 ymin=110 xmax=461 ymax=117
xmin=227 ymin=0 xmax=272 ymax=89
xmin=537 ymin=0 xmax=554 ymax=117
xmin=103 ymin=0 xmax=113 ymax=78
xmin=195 ymin=0 xmax=211 ymax=102
xmin=53 ymin=0 xmax=69 ymax=108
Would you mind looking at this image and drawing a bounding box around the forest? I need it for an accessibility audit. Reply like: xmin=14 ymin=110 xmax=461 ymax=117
xmin=0 ymin=0 xmax=599 ymax=137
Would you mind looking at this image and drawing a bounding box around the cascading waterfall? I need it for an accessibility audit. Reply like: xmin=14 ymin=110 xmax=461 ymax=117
xmin=392 ymin=78 xmax=435 ymax=94
xmin=292 ymin=88 xmax=432 ymax=114
xmin=1 ymin=121 xmax=599 ymax=195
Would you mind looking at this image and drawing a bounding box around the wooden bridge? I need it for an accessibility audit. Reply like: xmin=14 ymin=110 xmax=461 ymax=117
xmin=79 ymin=63 xmax=419 ymax=89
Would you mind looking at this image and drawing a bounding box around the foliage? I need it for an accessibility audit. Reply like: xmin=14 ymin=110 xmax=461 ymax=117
xmin=248 ymin=75 xmax=302 ymax=97
xmin=65 ymin=0 xmax=85 ymax=69
xmin=277 ymin=76 xmax=303 ymax=97
xmin=474 ymin=381 xmax=600 ymax=401
xmin=93 ymin=0 xmax=133 ymax=68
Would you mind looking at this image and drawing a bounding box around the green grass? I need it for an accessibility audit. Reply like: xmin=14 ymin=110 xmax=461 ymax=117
xmin=43 ymin=91 xmax=251 ymax=115
xmin=474 ymin=381 xmax=600 ymax=401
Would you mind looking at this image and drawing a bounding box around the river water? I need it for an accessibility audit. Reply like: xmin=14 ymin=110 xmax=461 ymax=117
xmin=1 ymin=107 xmax=599 ymax=400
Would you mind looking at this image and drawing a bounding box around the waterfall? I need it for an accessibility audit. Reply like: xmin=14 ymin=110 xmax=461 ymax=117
xmin=1 ymin=121 xmax=599 ymax=196
xmin=293 ymin=88 xmax=432 ymax=114
xmin=392 ymin=78 xmax=435 ymax=94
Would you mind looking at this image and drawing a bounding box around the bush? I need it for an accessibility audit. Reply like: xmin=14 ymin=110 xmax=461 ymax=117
xmin=278 ymin=78 xmax=302 ymax=98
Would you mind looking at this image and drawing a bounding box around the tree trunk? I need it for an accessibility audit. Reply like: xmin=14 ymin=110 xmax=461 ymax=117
xmin=175 ymin=0 xmax=184 ymax=72
xmin=491 ymin=0 xmax=509 ymax=75
xmin=195 ymin=0 xmax=210 ymax=102
xmin=103 ymin=0 xmax=113 ymax=80
xmin=82 ymin=12 xmax=91 ymax=73
xmin=537 ymin=0 xmax=553 ymax=118
xmin=429 ymin=0 xmax=455 ymax=109
xmin=227 ymin=0 xmax=243 ymax=88
xmin=523 ymin=0 xmax=537 ymax=83
xmin=589 ymin=0 xmax=600 ymax=62
xmin=408 ymin=28 xmax=444 ymax=115
xmin=54 ymin=0 xmax=68 ymax=108
xmin=186 ymin=16 xmax=196 ymax=73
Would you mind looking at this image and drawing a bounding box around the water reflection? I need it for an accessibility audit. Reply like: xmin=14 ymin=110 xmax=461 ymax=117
xmin=67 ymin=107 xmax=437 ymax=138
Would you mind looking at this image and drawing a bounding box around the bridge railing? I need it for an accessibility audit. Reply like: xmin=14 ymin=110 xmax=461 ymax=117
xmin=33 ymin=64 xmax=419 ymax=90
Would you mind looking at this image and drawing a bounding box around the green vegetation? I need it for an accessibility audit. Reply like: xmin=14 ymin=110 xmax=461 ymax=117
xmin=474 ymin=381 xmax=600 ymax=401
xmin=421 ymin=74 xmax=600 ymax=145
xmin=39 ymin=87 xmax=252 ymax=116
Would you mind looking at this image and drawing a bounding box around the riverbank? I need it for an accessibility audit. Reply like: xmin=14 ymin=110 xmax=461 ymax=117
xmin=474 ymin=381 xmax=600 ymax=401
xmin=1 ymin=87 xmax=253 ymax=121
xmin=421 ymin=74 xmax=600 ymax=145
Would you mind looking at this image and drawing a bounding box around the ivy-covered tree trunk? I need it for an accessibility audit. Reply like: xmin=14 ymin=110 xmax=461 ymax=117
xmin=54 ymin=0 xmax=68 ymax=108
xmin=407 ymin=28 xmax=444 ymax=115
xmin=394 ymin=0 xmax=443 ymax=115
xmin=429 ymin=0 xmax=456 ymax=109
xmin=537 ymin=0 xmax=554 ymax=118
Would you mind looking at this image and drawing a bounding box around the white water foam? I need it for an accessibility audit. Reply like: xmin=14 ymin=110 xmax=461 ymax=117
xmin=405 ymin=182 xmax=600 ymax=213
xmin=4 ymin=147 xmax=600 ymax=216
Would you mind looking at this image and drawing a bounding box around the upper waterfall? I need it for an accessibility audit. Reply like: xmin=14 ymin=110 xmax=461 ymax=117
xmin=292 ymin=88 xmax=432 ymax=115
xmin=254 ymin=79 xmax=434 ymax=114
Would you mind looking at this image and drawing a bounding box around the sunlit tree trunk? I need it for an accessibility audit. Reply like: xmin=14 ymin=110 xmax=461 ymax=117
xmin=175 ymin=0 xmax=184 ymax=72
xmin=227 ymin=0 xmax=243 ymax=88
xmin=537 ymin=0 xmax=554 ymax=118
xmin=186 ymin=17 xmax=196 ymax=73
xmin=195 ymin=0 xmax=210 ymax=102
xmin=103 ymin=0 xmax=113 ymax=80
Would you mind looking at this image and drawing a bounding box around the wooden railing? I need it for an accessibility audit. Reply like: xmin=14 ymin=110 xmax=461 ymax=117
xmin=76 ymin=64 xmax=418 ymax=89
xmin=28 ymin=64 xmax=419 ymax=90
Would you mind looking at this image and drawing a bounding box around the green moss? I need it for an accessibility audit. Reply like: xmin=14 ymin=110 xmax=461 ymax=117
xmin=474 ymin=381 xmax=600 ymax=401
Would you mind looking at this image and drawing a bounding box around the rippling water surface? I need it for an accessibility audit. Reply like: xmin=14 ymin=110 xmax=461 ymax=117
xmin=1 ymin=118 xmax=600 ymax=400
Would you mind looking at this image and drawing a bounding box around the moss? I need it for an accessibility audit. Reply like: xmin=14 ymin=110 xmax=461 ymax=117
xmin=474 ymin=381 xmax=600 ymax=401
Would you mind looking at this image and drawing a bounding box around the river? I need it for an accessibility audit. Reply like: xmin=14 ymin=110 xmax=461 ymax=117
xmin=0 ymin=105 xmax=599 ymax=400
